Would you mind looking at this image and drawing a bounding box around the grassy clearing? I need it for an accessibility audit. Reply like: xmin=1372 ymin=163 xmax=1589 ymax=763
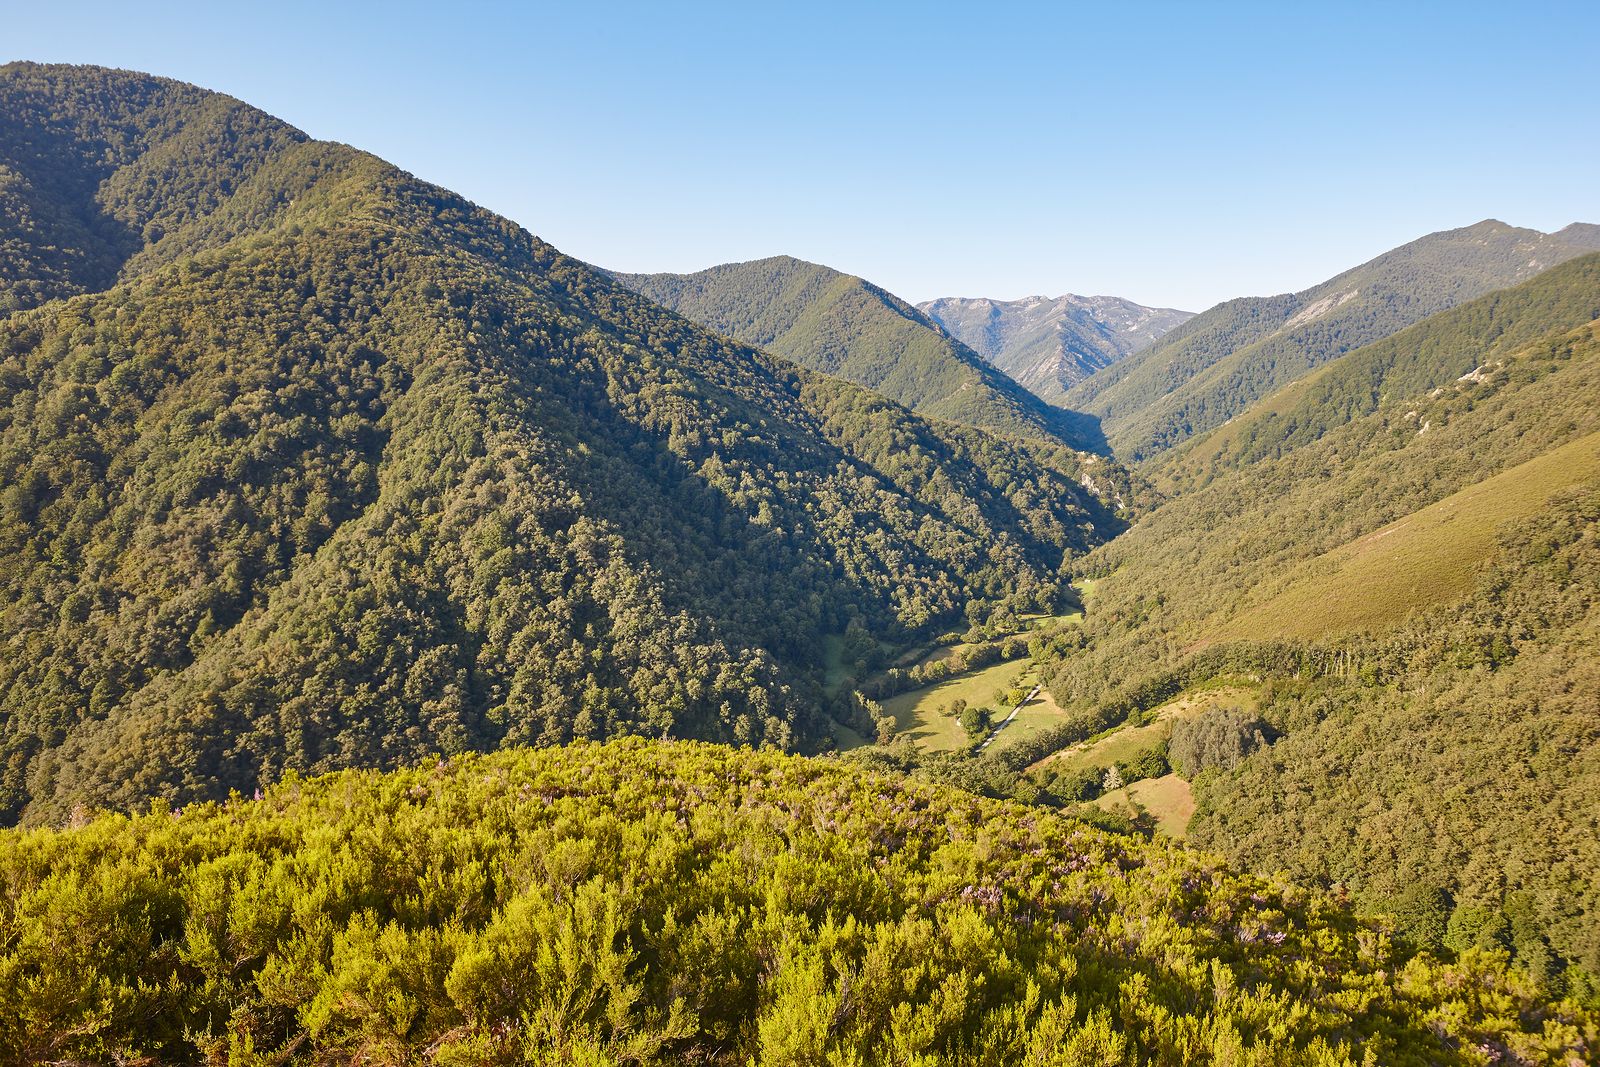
xmin=1213 ymin=432 xmax=1600 ymax=642
xmin=1096 ymin=774 xmax=1196 ymax=838
xmin=880 ymin=658 xmax=1031 ymax=753
xmin=1042 ymin=719 xmax=1172 ymax=775
xmin=836 ymin=579 xmax=1098 ymax=755
xmin=899 ymin=639 xmax=973 ymax=674
xmin=828 ymin=719 xmax=869 ymax=751
xmin=989 ymin=682 xmax=1070 ymax=753
xmin=1021 ymin=608 xmax=1083 ymax=629
xmin=1031 ymin=685 xmax=1259 ymax=774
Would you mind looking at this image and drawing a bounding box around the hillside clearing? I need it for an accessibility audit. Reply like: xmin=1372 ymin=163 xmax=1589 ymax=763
xmin=989 ymin=682 xmax=1071 ymax=754
xmin=1096 ymin=773 xmax=1196 ymax=838
xmin=878 ymin=658 xmax=1031 ymax=752
xmin=1031 ymin=685 xmax=1259 ymax=774
xmin=1211 ymin=432 xmax=1600 ymax=642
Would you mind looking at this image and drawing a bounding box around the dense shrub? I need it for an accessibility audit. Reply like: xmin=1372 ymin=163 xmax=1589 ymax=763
xmin=1 ymin=739 xmax=1593 ymax=1064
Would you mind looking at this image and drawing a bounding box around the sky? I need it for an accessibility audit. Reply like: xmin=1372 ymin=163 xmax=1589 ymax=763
xmin=5 ymin=1 xmax=1598 ymax=311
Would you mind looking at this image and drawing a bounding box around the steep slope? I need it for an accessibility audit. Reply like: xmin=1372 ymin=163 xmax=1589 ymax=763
xmin=0 ymin=66 xmax=312 ymax=312
xmin=3 ymin=739 xmax=1593 ymax=1064
xmin=1188 ymin=485 xmax=1600 ymax=989
xmin=613 ymin=257 xmax=1108 ymax=451
xmin=0 ymin=63 xmax=1133 ymax=823
xmin=1208 ymin=433 xmax=1600 ymax=642
xmin=1015 ymin=262 xmax=1600 ymax=982
xmin=1151 ymin=252 xmax=1600 ymax=489
xmin=1063 ymin=219 xmax=1600 ymax=460
xmin=919 ymin=292 xmax=1192 ymax=400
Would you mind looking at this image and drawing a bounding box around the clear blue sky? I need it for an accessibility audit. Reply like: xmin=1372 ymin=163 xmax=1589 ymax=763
xmin=7 ymin=1 xmax=1597 ymax=310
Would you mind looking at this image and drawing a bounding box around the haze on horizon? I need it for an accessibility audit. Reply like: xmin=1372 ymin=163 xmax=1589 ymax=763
xmin=6 ymin=0 xmax=1597 ymax=311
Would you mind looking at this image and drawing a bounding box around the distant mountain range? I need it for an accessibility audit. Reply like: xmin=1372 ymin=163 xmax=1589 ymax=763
xmin=918 ymin=293 xmax=1193 ymax=402
xmin=613 ymin=256 xmax=1109 ymax=452
xmin=1062 ymin=218 xmax=1600 ymax=460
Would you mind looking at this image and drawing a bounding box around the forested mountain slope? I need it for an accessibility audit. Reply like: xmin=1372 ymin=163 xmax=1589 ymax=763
xmin=919 ymin=292 xmax=1192 ymax=401
xmin=0 ymin=63 xmax=1134 ymax=823
xmin=1021 ymin=260 xmax=1600 ymax=985
xmin=1062 ymin=219 xmax=1600 ymax=459
xmin=1151 ymin=252 xmax=1600 ymax=488
xmin=4 ymin=739 xmax=1593 ymax=1065
xmin=613 ymin=256 xmax=1108 ymax=451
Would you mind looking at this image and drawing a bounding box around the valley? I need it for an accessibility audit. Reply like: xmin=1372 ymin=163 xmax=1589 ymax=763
xmin=0 ymin=49 xmax=1597 ymax=1067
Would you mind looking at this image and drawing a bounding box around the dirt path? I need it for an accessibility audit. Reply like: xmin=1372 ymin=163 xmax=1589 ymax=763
xmin=978 ymin=683 xmax=1042 ymax=751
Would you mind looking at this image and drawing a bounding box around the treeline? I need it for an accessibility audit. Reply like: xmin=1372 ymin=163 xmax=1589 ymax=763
xmin=857 ymin=631 xmax=1033 ymax=701
xmin=998 ymin=643 xmax=1326 ymax=771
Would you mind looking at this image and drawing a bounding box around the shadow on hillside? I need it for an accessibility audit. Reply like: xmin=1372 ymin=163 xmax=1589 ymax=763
xmin=1054 ymin=408 xmax=1110 ymax=456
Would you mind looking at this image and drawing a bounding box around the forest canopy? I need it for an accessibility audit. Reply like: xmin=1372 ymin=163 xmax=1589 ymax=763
xmin=0 ymin=62 xmax=1134 ymax=823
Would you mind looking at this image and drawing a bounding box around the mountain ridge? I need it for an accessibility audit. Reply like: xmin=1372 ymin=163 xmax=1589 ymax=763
xmin=1062 ymin=217 xmax=1600 ymax=459
xmin=612 ymin=255 xmax=1111 ymax=452
xmin=919 ymin=291 xmax=1192 ymax=402
xmin=0 ymin=62 xmax=1130 ymax=822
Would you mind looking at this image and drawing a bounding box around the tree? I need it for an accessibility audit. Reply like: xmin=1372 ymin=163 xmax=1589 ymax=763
xmin=874 ymin=714 xmax=898 ymax=746
xmin=1118 ymin=743 xmax=1170 ymax=784
xmin=1168 ymin=708 xmax=1272 ymax=779
xmin=1382 ymin=882 xmax=1451 ymax=953
xmin=1047 ymin=768 xmax=1101 ymax=803
xmin=1446 ymin=903 xmax=1510 ymax=955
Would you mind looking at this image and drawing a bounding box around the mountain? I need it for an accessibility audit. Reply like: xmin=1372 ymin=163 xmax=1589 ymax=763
xmin=1151 ymin=251 xmax=1600 ymax=490
xmin=612 ymin=256 xmax=1108 ymax=451
xmin=3 ymin=59 xmax=1599 ymax=1062
xmin=918 ymin=292 xmax=1192 ymax=401
xmin=1062 ymin=219 xmax=1600 ymax=460
xmin=0 ymin=62 xmax=1136 ymax=823
xmin=4 ymin=738 xmax=1592 ymax=1064
xmin=1006 ymin=255 xmax=1600 ymax=984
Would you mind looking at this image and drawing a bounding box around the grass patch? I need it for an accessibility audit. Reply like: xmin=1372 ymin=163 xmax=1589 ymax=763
xmin=1020 ymin=608 xmax=1083 ymax=629
xmin=1212 ymin=433 xmax=1600 ymax=642
xmin=899 ymin=639 xmax=973 ymax=674
xmin=1041 ymin=719 xmax=1172 ymax=775
xmin=1096 ymin=774 xmax=1196 ymax=839
xmin=828 ymin=718 xmax=870 ymax=751
xmin=820 ymin=633 xmax=852 ymax=695
xmin=989 ymin=682 xmax=1070 ymax=753
xmin=1032 ymin=685 xmax=1259 ymax=773
xmin=881 ymin=658 xmax=1031 ymax=754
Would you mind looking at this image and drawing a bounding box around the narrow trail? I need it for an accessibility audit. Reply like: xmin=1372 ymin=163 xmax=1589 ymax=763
xmin=978 ymin=683 xmax=1042 ymax=751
